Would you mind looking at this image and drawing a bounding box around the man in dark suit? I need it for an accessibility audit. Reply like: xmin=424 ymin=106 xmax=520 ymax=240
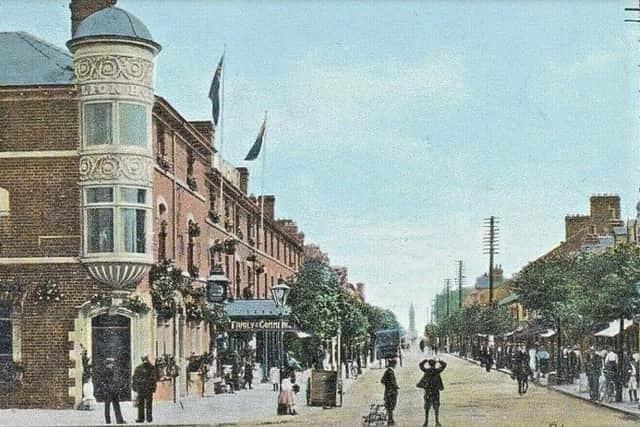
xmin=586 ymin=347 xmax=602 ymax=401
xmin=101 ymin=357 xmax=125 ymax=424
xmin=132 ymin=354 xmax=158 ymax=423
xmin=418 ymin=357 xmax=447 ymax=427
xmin=380 ymin=358 xmax=399 ymax=425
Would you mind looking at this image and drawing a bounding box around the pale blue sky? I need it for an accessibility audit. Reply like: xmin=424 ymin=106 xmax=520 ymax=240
xmin=2 ymin=1 xmax=640 ymax=330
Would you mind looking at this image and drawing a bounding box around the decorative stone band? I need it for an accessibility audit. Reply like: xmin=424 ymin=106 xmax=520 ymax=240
xmin=80 ymin=260 xmax=150 ymax=289
xmin=79 ymin=153 xmax=152 ymax=184
xmin=74 ymin=55 xmax=153 ymax=87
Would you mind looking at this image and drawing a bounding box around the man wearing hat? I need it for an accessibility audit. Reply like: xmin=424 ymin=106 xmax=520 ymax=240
xmin=101 ymin=357 xmax=125 ymax=424
xmin=417 ymin=357 xmax=447 ymax=427
xmin=132 ymin=354 xmax=158 ymax=423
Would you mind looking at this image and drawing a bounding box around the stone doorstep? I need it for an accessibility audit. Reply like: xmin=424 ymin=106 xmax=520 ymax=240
xmin=451 ymin=353 xmax=640 ymax=420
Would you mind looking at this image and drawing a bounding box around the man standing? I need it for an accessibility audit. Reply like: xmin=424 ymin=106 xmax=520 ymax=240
xmin=132 ymin=354 xmax=158 ymax=423
xmin=586 ymin=347 xmax=602 ymax=401
xmin=418 ymin=357 xmax=447 ymax=427
xmin=380 ymin=358 xmax=399 ymax=425
xmin=101 ymin=358 xmax=125 ymax=424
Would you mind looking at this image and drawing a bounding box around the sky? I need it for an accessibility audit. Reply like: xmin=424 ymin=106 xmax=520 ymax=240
xmin=2 ymin=0 xmax=640 ymax=331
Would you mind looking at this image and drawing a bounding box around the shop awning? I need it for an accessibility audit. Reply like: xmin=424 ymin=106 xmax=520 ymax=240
xmin=594 ymin=319 xmax=634 ymax=337
xmin=224 ymin=299 xmax=290 ymax=318
xmin=295 ymin=331 xmax=313 ymax=338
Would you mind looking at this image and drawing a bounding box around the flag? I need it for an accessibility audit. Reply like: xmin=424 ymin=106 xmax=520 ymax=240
xmin=244 ymin=118 xmax=266 ymax=161
xmin=208 ymin=54 xmax=224 ymax=125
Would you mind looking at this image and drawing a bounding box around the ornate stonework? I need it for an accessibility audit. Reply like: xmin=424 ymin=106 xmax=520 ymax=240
xmin=75 ymin=55 xmax=153 ymax=86
xmin=79 ymin=154 xmax=152 ymax=184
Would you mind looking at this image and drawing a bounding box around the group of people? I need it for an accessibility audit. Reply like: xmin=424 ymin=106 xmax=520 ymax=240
xmin=584 ymin=346 xmax=640 ymax=404
xmin=381 ymin=357 xmax=447 ymax=426
xmin=101 ymin=355 xmax=158 ymax=425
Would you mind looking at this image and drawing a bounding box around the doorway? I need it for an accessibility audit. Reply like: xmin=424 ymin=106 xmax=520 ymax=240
xmin=92 ymin=314 xmax=132 ymax=401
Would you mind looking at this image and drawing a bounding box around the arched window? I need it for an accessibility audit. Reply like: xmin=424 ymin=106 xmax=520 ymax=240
xmin=0 ymin=187 xmax=9 ymax=216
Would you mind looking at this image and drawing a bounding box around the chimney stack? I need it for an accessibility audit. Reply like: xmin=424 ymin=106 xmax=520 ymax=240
xmin=70 ymin=0 xmax=117 ymax=36
xmin=236 ymin=167 xmax=249 ymax=194
xmin=258 ymin=195 xmax=275 ymax=220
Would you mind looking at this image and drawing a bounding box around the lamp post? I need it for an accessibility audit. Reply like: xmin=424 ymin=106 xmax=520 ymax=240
xmin=205 ymin=264 xmax=229 ymax=381
xmin=271 ymin=277 xmax=291 ymax=383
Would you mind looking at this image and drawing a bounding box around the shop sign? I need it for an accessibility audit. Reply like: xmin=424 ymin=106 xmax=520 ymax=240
xmin=229 ymin=319 xmax=296 ymax=332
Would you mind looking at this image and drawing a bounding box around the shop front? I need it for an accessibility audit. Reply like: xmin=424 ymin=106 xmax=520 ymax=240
xmin=223 ymin=300 xmax=296 ymax=385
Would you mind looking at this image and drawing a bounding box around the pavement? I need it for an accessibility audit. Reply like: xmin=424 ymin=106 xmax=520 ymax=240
xmin=455 ymin=352 xmax=640 ymax=420
xmin=0 ymin=365 xmax=367 ymax=427
xmin=3 ymin=351 xmax=640 ymax=426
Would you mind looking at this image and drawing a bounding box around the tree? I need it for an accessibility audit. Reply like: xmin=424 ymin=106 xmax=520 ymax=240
xmin=576 ymin=244 xmax=640 ymax=401
xmin=286 ymin=261 xmax=342 ymax=367
xmin=511 ymin=255 xmax=579 ymax=375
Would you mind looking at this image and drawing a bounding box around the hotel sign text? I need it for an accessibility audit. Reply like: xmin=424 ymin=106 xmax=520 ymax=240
xmin=230 ymin=319 xmax=296 ymax=332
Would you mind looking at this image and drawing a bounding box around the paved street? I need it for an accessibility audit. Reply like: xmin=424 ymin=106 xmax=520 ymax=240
xmin=255 ymin=349 xmax=640 ymax=427
xmin=3 ymin=349 xmax=640 ymax=426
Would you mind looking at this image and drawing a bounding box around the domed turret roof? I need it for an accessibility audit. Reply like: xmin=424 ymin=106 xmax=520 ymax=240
xmin=69 ymin=7 xmax=159 ymax=50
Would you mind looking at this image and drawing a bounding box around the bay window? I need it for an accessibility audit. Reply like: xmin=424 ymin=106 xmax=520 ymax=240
xmin=84 ymin=102 xmax=113 ymax=146
xmin=83 ymin=101 xmax=148 ymax=148
xmin=84 ymin=186 xmax=149 ymax=255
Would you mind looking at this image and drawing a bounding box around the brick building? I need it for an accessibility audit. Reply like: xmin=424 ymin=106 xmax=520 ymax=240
xmin=0 ymin=0 xmax=304 ymax=408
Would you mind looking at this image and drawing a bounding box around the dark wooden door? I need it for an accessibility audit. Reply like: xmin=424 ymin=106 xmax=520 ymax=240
xmin=92 ymin=314 xmax=131 ymax=401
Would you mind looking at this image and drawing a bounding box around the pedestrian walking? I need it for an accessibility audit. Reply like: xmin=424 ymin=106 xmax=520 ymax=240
xmin=132 ymin=354 xmax=158 ymax=423
xmin=483 ymin=348 xmax=493 ymax=373
xmin=270 ymin=366 xmax=280 ymax=392
xmin=380 ymin=358 xmax=399 ymax=425
xmin=417 ymin=357 xmax=446 ymax=427
xmin=586 ymin=347 xmax=602 ymax=401
xmin=100 ymin=358 xmax=125 ymax=425
xmin=244 ymin=361 xmax=254 ymax=389
xmin=536 ymin=346 xmax=550 ymax=378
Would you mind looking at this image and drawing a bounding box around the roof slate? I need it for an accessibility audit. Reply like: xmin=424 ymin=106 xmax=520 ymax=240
xmin=0 ymin=32 xmax=75 ymax=86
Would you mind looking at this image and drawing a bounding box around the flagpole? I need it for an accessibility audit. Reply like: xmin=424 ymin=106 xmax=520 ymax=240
xmin=218 ymin=46 xmax=226 ymax=217
xmin=260 ymin=111 xmax=267 ymax=252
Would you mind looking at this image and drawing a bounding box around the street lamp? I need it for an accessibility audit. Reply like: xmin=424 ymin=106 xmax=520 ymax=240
xmin=205 ymin=264 xmax=229 ymax=382
xmin=206 ymin=264 xmax=229 ymax=304
xmin=271 ymin=277 xmax=291 ymax=383
xmin=271 ymin=277 xmax=291 ymax=308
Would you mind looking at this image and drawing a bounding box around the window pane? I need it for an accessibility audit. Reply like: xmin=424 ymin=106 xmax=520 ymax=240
xmin=87 ymin=208 xmax=113 ymax=252
xmin=121 ymin=188 xmax=146 ymax=204
xmin=119 ymin=103 xmax=147 ymax=146
xmin=86 ymin=187 xmax=113 ymax=204
xmin=122 ymin=208 xmax=146 ymax=253
xmin=84 ymin=103 xmax=112 ymax=145
xmin=0 ymin=318 xmax=12 ymax=357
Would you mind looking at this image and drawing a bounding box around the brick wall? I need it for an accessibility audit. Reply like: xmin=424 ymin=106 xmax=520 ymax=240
xmin=0 ymin=263 xmax=102 ymax=408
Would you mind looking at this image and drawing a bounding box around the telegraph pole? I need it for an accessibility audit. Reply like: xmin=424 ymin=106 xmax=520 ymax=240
xmin=483 ymin=216 xmax=500 ymax=303
xmin=456 ymin=260 xmax=465 ymax=308
xmin=445 ymin=279 xmax=451 ymax=318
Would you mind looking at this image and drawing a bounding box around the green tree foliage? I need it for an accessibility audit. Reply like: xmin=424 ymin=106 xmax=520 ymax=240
xmin=577 ymin=244 xmax=640 ymax=323
xmin=286 ymin=261 xmax=399 ymax=368
xmin=511 ymin=255 xmax=578 ymax=330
